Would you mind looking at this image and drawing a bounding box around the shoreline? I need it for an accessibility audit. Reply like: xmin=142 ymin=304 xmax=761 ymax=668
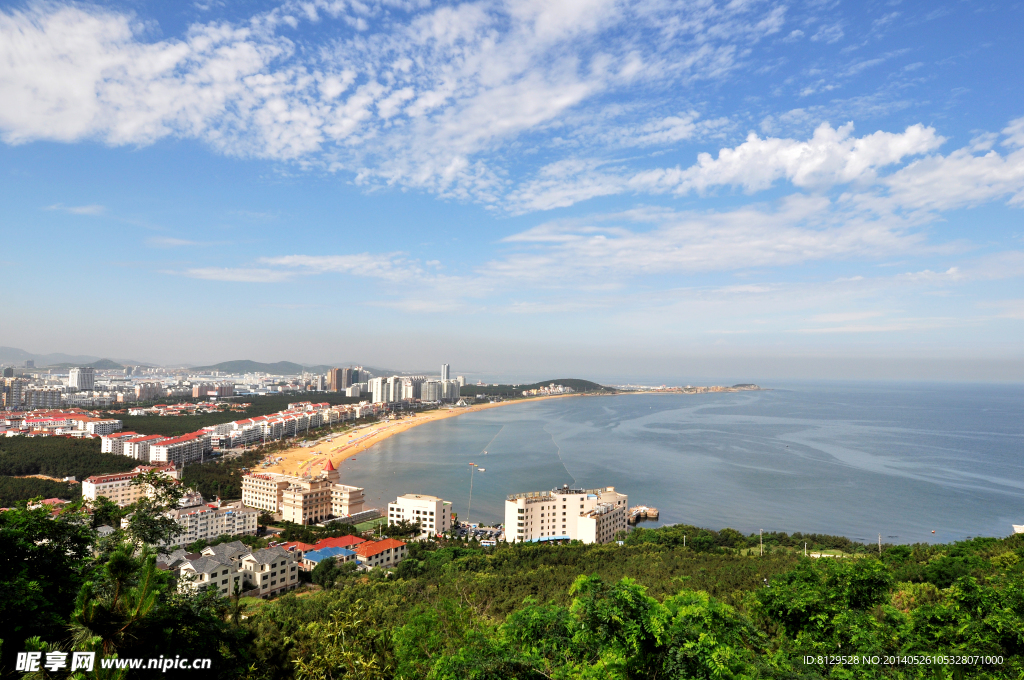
xmin=259 ymin=385 xmax=762 ymax=479
xmin=260 ymin=393 xmax=586 ymax=477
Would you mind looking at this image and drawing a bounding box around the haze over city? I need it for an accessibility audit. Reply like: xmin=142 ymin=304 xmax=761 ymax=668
xmin=2 ymin=0 xmax=1022 ymax=380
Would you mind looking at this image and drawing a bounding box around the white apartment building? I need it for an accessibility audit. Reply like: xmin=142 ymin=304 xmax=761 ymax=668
xmin=156 ymin=500 xmax=258 ymax=548
xmin=123 ymin=434 xmax=168 ymax=462
xmin=82 ymin=463 xmax=181 ymax=507
xmin=370 ymin=376 xmax=403 ymax=404
xmin=84 ymin=419 xmax=123 ymax=436
xmin=175 ymin=543 xmax=298 ymax=599
xmin=240 ymin=546 xmax=300 ymax=597
xmin=503 ymin=485 xmax=629 ymax=544
xmin=420 ymin=380 xmax=441 ymax=402
xmin=179 ymin=554 xmax=246 ymax=597
xmin=149 ymin=431 xmax=209 ymax=467
xmin=69 ymin=367 xmax=96 ymax=391
xmin=387 ymin=493 xmax=451 ymax=539
xmin=101 ymin=432 xmax=144 ymax=455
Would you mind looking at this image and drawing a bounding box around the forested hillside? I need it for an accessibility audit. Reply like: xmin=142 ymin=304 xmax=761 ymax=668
xmin=6 ymin=495 xmax=1023 ymax=679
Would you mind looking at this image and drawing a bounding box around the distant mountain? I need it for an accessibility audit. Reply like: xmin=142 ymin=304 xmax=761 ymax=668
xmin=0 ymin=347 xmax=150 ymax=368
xmin=45 ymin=359 xmax=126 ymax=370
xmin=188 ymin=360 xmax=310 ymax=375
xmin=462 ymin=378 xmax=611 ymax=396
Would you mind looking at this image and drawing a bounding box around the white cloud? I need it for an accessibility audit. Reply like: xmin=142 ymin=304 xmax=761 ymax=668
xmin=810 ymin=23 xmax=844 ymax=44
xmin=148 ymin=236 xmax=201 ymax=247
xmin=508 ymin=121 xmax=946 ymax=211
xmin=182 ymin=267 xmax=295 ymax=282
xmin=0 ymin=0 xmax=789 ymax=202
xmin=497 ymin=195 xmax=925 ymax=278
xmin=259 ymin=253 xmax=421 ymax=283
xmin=44 ymin=203 xmax=106 ymax=215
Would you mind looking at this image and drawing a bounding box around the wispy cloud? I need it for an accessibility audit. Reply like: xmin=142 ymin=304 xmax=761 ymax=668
xmin=0 ymin=0 xmax=786 ymax=205
xmin=148 ymin=236 xmax=203 ymax=248
xmin=182 ymin=267 xmax=294 ymax=283
xmin=45 ymin=203 xmax=105 ymax=215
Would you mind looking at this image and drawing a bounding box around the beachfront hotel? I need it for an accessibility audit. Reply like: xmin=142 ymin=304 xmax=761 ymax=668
xmin=387 ymin=493 xmax=452 ymax=539
xmin=241 ymin=459 xmax=365 ymax=525
xmin=503 ymin=485 xmax=629 ymax=544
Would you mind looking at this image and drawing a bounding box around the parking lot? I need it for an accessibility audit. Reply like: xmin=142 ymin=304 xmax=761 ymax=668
xmin=454 ymin=522 xmax=502 ymax=542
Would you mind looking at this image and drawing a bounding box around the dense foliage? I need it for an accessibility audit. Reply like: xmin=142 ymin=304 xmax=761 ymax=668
xmin=0 ymin=436 xmax=136 ymax=479
xmin=180 ymin=449 xmax=266 ymax=500
xmin=5 ymin=506 xmax=1024 ymax=679
xmin=0 ymin=475 xmax=82 ymax=506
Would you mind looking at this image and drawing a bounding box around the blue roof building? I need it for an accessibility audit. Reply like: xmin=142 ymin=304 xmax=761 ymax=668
xmin=301 ymin=546 xmax=356 ymax=569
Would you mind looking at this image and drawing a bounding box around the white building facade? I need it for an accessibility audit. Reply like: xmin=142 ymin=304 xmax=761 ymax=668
xmin=503 ymin=485 xmax=629 ymax=544
xmin=387 ymin=493 xmax=451 ymax=539
xmin=69 ymin=367 xmax=96 ymax=391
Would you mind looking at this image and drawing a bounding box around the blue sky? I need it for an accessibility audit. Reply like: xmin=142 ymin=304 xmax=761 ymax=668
xmin=1 ymin=0 xmax=1022 ymax=381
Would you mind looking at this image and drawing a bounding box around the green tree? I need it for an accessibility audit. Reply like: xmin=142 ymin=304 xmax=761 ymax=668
xmin=90 ymin=495 xmax=126 ymax=529
xmin=311 ymin=557 xmax=342 ymax=589
xmin=121 ymin=470 xmax=186 ymax=548
xmin=0 ymin=501 xmax=95 ymax=650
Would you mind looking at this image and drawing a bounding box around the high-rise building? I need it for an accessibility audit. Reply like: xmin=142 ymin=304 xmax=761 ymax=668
xmin=457 ymin=376 xmax=466 ymax=387
xmin=2 ymin=367 xmax=13 ymax=378
xmin=340 ymin=368 xmax=354 ymax=389
xmin=442 ymin=380 xmax=460 ymax=401
xmin=2 ymin=377 xmax=27 ymax=410
xmin=369 ymin=376 xmax=403 ymax=403
xmin=441 ymin=364 xmax=450 ymax=381
xmin=327 ymin=368 xmax=343 ymax=392
xmin=69 ymin=367 xmax=95 ymax=391
xmin=25 ymin=360 xmax=34 ymax=369
xmin=420 ymin=380 xmax=442 ymax=402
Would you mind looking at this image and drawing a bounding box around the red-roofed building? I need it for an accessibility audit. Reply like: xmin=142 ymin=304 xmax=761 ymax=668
xmin=280 ymin=541 xmax=318 ymax=562
xmin=313 ymin=535 xmax=365 ymax=551
xmin=149 ymin=431 xmax=210 ymax=467
xmin=82 ymin=463 xmax=180 ymax=506
xmin=353 ymin=538 xmax=407 ymax=570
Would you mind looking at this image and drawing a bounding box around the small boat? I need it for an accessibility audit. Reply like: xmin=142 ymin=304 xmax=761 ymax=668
xmin=478 ymin=468 xmax=485 ymax=472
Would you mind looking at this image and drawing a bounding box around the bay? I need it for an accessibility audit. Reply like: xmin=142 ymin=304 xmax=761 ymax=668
xmin=338 ymin=382 xmax=1024 ymax=544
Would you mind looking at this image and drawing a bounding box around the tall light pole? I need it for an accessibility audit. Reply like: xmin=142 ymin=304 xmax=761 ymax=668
xmin=760 ymin=529 xmax=763 ymax=557
xmin=467 ymin=463 xmax=476 ymax=523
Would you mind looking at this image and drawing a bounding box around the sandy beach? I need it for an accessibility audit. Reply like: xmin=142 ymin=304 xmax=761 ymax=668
xmin=259 ymin=394 xmax=581 ymax=478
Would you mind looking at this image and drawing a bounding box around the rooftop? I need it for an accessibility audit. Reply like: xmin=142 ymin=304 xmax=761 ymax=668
xmin=303 ymin=546 xmax=356 ymax=562
xmin=354 ymin=538 xmax=406 ymax=558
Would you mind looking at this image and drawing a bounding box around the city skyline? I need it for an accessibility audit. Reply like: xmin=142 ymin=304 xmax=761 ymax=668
xmin=2 ymin=0 xmax=1022 ymax=381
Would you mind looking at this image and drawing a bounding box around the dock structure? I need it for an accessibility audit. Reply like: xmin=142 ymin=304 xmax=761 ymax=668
xmin=627 ymin=506 xmax=659 ymax=524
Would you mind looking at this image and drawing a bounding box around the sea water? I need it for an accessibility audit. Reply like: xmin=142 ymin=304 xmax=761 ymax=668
xmin=339 ymin=382 xmax=1024 ymax=543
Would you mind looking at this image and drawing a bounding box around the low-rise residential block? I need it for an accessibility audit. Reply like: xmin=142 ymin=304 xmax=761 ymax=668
xmin=354 ymin=538 xmax=408 ymax=570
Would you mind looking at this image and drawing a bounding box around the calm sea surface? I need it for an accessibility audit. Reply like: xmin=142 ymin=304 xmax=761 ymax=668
xmin=339 ymin=383 xmax=1024 ymax=543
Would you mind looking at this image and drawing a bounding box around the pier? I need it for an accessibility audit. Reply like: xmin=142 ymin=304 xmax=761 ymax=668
xmin=628 ymin=505 xmax=659 ymax=524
